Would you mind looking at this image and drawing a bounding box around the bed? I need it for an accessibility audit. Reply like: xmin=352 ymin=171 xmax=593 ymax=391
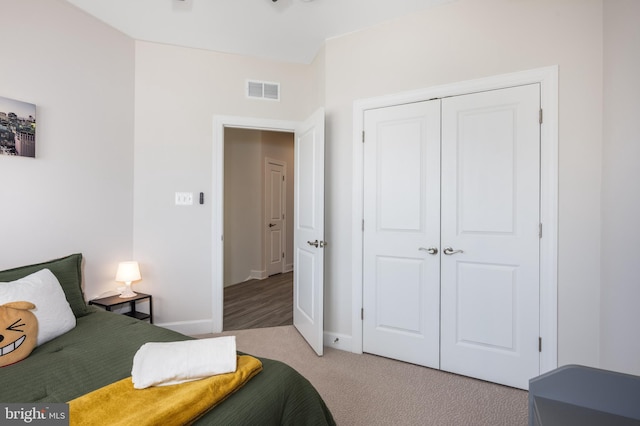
xmin=0 ymin=254 xmax=335 ymax=425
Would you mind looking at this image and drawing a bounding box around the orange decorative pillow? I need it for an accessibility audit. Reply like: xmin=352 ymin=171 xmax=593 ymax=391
xmin=0 ymin=301 xmax=38 ymax=367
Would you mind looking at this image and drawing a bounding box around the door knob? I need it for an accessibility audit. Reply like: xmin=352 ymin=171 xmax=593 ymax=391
xmin=268 ymin=223 xmax=276 ymax=228
xmin=307 ymin=240 xmax=319 ymax=247
xmin=419 ymin=247 xmax=438 ymax=255
xmin=443 ymin=247 xmax=464 ymax=255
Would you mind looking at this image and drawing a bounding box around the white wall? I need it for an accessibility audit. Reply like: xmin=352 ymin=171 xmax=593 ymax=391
xmin=134 ymin=0 xmax=608 ymax=368
xmin=0 ymin=0 xmax=135 ymax=299
xmin=600 ymin=0 xmax=640 ymax=375
xmin=8 ymin=0 xmax=639 ymax=377
xmin=133 ymin=41 xmax=319 ymax=330
xmin=323 ymin=0 xmax=604 ymax=367
xmin=223 ymin=128 xmax=263 ymax=286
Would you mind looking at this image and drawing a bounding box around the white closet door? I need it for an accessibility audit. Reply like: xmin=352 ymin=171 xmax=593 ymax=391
xmin=440 ymin=84 xmax=541 ymax=389
xmin=362 ymin=100 xmax=441 ymax=368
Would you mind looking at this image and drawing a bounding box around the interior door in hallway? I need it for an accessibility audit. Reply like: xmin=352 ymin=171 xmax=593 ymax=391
xmin=362 ymin=100 xmax=441 ymax=368
xmin=439 ymin=84 xmax=541 ymax=390
xmin=265 ymin=159 xmax=285 ymax=276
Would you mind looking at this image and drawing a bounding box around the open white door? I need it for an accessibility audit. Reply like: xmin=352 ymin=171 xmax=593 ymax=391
xmin=293 ymin=108 xmax=325 ymax=356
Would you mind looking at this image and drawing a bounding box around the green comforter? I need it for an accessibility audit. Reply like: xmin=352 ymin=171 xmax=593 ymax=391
xmin=0 ymin=308 xmax=335 ymax=425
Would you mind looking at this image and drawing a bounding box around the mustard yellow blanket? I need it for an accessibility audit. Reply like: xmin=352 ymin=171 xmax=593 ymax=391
xmin=68 ymin=355 xmax=262 ymax=426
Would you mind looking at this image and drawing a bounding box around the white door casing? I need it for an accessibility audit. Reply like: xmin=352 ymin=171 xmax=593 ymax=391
xmin=265 ymin=158 xmax=285 ymax=276
xmin=360 ymin=84 xmax=544 ymax=389
xmin=352 ymin=66 xmax=558 ymax=379
xmin=293 ymin=108 xmax=326 ymax=356
xmin=212 ymin=114 xmax=326 ymax=347
xmin=439 ymin=84 xmax=541 ymax=389
xmin=362 ymin=100 xmax=441 ymax=368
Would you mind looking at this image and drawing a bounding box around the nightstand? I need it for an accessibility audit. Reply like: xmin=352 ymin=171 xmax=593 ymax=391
xmin=89 ymin=293 xmax=153 ymax=323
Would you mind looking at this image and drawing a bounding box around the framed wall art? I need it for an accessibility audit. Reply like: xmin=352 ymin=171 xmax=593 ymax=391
xmin=0 ymin=95 xmax=36 ymax=158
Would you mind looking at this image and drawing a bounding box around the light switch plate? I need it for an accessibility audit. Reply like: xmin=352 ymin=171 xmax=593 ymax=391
xmin=175 ymin=192 xmax=193 ymax=205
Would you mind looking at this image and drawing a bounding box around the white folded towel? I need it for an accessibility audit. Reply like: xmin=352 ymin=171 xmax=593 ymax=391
xmin=131 ymin=336 xmax=237 ymax=389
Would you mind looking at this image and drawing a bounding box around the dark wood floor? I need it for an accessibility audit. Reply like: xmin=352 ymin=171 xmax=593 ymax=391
xmin=223 ymin=272 xmax=293 ymax=331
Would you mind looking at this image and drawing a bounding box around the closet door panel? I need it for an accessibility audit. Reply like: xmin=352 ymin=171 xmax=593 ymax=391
xmin=362 ymin=100 xmax=441 ymax=369
xmin=440 ymin=84 xmax=541 ymax=390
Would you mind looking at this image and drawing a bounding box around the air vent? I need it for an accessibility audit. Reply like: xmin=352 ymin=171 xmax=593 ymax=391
xmin=246 ymin=80 xmax=280 ymax=101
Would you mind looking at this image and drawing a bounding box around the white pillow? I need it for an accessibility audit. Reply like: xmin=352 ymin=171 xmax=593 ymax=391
xmin=0 ymin=268 xmax=76 ymax=346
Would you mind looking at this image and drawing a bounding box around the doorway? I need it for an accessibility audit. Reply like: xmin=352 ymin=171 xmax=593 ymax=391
xmin=212 ymin=110 xmax=327 ymax=356
xmin=222 ymin=128 xmax=294 ymax=331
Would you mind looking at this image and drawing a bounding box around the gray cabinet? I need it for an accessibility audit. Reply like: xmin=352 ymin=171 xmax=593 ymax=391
xmin=529 ymin=365 xmax=640 ymax=425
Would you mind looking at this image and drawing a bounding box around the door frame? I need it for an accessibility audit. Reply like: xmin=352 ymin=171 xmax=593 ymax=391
xmin=212 ymin=115 xmax=297 ymax=333
xmin=351 ymin=66 xmax=559 ymax=375
xmin=264 ymin=157 xmax=287 ymax=276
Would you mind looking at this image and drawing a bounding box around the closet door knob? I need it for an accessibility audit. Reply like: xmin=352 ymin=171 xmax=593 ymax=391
xmin=419 ymin=247 xmax=438 ymax=255
xmin=443 ymin=247 xmax=464 ymax=255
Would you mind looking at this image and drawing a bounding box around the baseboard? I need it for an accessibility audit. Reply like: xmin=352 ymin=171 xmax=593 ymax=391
xmin=323 ymin=331 xmax=353 ymax=352
xmin=250 ymin=269 xmax=268 ymax=280
xmin=284 ymin=263 xmax=294 ymax=273
xmin=157 ymin=319 xmax=214 ymax=336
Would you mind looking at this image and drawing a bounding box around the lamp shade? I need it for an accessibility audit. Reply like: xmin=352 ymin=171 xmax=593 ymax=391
xmin=115 ymin=261 xmax=141 ymax=283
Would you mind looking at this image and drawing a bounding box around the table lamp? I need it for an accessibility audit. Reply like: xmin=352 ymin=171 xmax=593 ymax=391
xmin=115 ymin=261 xmax=141 ymax=298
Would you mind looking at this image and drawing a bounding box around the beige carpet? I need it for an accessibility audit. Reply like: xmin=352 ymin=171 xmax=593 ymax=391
xmin=195 ymin=326 xmax=528 ymax=426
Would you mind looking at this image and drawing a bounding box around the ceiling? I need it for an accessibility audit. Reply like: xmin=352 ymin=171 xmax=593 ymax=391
xmin=65 ymin=0 xmax=455 ymax=64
